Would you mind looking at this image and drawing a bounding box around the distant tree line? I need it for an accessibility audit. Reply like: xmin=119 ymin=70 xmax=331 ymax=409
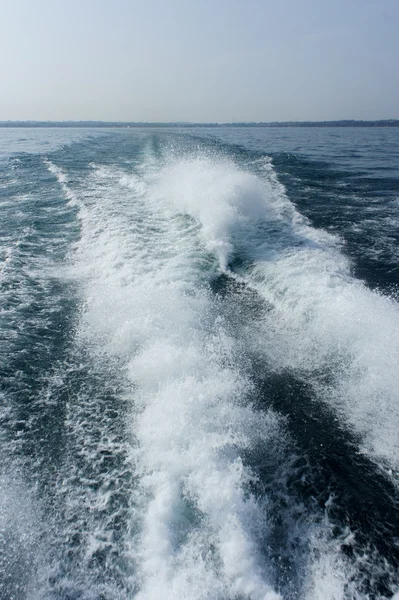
xmin=0 ymin=120 xmax=398 ymax=128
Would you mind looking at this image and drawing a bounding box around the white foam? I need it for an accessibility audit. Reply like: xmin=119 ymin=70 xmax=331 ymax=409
xmin=302 ymin=529 xmax=357 ymax=600
xmin=248 ymin=228 xmax=399 ymax=472
xmin=157 ymin=156 xmax=399 ymax=474
xmin=0 ymin=472 xmax=43 ymax=598
xmin=45 ymin=159 xmax=79 ymax=206
xmin=152 ymin=157 xmax=271 ymax=270
xmin=55 ymin=148 xmax=399 ymax=598
xmin=66 ymin=160 xmax=283 ymax=599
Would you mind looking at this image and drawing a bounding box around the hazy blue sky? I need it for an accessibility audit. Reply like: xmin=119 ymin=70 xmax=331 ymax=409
xmin=1 ymin=0 xmax=398 ymax=122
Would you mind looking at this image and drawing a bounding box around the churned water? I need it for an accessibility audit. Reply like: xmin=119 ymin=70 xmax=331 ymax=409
xmin=1 ymin=126 xmax=398 ymax=599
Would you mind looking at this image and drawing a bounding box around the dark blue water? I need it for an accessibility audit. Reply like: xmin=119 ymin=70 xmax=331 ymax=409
xmin=0 ymin=127 xmax=398 ymax=600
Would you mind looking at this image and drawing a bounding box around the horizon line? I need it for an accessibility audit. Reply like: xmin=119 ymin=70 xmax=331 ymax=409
xmin=1 ymin=118 xmax=399 ymax=128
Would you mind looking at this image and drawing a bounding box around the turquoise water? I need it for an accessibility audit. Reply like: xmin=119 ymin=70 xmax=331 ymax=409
xmin=1 ymin=127 xmax=398 ymax=599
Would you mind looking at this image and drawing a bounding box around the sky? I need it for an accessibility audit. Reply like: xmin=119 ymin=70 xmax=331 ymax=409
xmin=0 ymin=0 xmax=398 ymax=122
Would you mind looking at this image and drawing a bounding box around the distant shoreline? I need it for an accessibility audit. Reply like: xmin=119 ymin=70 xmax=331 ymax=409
xmin=0 ymin=120 xmax=399 ymax=128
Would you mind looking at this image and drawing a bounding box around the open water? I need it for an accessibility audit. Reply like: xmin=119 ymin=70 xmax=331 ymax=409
xmin=1 ymin=126 xmax=399 ymax=599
